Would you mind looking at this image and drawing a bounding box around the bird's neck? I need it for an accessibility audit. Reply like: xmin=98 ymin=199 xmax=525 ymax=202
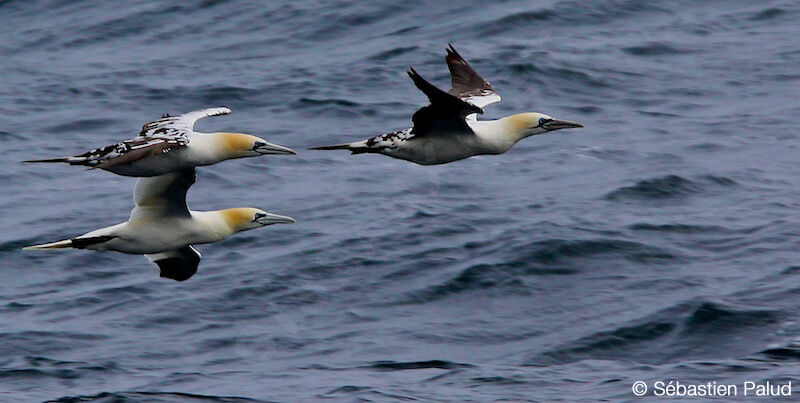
xmin=468 ymin=118 xmax=524 ymax=153
xmin=192 ymin=133 xmax=252 ymax=163
xmin=189 ymin=210 xmax=237 ymax=243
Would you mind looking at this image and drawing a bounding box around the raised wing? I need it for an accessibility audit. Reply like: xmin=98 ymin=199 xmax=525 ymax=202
xmin=139 ymin=107 xmax=232 ymax=139
xmin=147 ymin=246 xmax=201 ymax=281
xmin=445 ymin=44 xmax=501 ymax=110
xmin=130 ymin=168 xmax=195 ymax=220
xmin=407 ymin=67 xmax=482 ymax=136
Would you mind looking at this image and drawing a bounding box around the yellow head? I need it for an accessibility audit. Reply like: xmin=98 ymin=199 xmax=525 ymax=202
xmin=219 ymin=207 xmax=296 ymax=233
xmin=504 ymin=113 xmax=583 ymax=141
xmin=216 ymin=132 xmax=297 ymax=158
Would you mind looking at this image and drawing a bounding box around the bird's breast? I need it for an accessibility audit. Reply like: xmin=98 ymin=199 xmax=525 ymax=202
xmin=104 ymin=218 xmax=200 ymax=254
xmin=388 ymin=133 xmax=483 ymax=165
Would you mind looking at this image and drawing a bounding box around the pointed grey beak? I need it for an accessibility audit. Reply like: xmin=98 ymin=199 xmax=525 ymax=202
xmin=542 ymin=119 xmax=583 ymax=131
xmin=256 ymin=213 xmax=296 ymax=225
xmin=253 ymin=141 xmax=297 ymax=155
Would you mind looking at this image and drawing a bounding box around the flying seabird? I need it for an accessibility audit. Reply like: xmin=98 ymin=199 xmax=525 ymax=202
xmin=25 ymin=107 xmax=296 ymax=177
xmin=310 ymin=45 xmax=583 ymax=165
xmin=23 ymin=168 xmax=295 ymax=281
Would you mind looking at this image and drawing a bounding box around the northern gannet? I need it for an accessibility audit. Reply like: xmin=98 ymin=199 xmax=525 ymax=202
xmin=25 ymin=107 xmax=296 ymax=177
xmin=310 ymin=45 xmax=583 ymax=165
xmin=23 ymin=168 xmax=295 ymax=281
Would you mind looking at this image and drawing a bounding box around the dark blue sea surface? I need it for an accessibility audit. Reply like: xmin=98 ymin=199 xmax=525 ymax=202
xmin=2 ymin=0 xmax=800 ymax=401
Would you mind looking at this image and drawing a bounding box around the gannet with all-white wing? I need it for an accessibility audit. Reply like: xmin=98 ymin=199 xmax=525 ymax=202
xmin=23 ymin=168 xmax=295 ymax=281
xmin=310 ymin=45 xmax=583 ymax=165
xmin=25 ymin=107 xmax=296 ymax=177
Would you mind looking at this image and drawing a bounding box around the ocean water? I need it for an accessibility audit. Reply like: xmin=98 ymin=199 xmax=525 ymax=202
xmin=2 ymin=0 xmax=800 ymax=401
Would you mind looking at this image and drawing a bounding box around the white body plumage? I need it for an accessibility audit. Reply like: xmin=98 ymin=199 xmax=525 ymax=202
xmin=77 ymin=211 xmax=233 ymax=254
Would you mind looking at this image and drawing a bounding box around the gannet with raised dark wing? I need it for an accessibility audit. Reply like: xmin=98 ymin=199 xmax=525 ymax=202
xmin=310 ymin=45 xmax=583 ymax=165
xmin=23 ymin=168 xmax=294 ymax=281
xmin=25 ymin=107 xmax=296 ymax=177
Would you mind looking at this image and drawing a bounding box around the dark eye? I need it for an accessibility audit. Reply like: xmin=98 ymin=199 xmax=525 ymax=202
xmin=538 ymin=118 xmax=549 ymax=126
xmin=254 ymin=212 xmax=266 ymax=220
xmin=253 ymin=141 xmax=266 ymax=148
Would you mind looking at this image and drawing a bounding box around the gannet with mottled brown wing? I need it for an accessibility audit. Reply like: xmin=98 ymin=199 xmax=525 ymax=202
xmin=25 ymin=107 xmax=296 ymax=177
xmin=310 ymin=45 xmax=583 ymax=165
xmin=23 ymin=168 xmax=295 ymax=281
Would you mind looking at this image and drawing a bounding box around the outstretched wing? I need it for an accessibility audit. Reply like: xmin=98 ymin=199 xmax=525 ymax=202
xmin=138 ymin=107 xmax=232 ymax=139
xmin=407 ymin=67 xmax=482 ymax=136
xmin=445 ymin=44 xmax=501 ymax=111
xmin=130 ymin=168 xmax=195 ymax=220
xmin=147 ymin=246 xmax=201 ymax=281
xmin=85 ymin=136 xmax=188 ymax=170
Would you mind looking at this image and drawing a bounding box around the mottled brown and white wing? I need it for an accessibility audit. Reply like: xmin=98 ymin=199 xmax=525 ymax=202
xmin=445 ymin=44 xmax=501 ymax=111
xmin=138 ymin=107 xmax=231 ymax=139
xmin=25 ymin=107 xmax=232 ymax=169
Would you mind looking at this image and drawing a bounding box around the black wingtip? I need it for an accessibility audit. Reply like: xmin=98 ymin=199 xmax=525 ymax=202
xmin=446 ymin=43 xmax=462 ymax=59
xmin=177 ymin=167 xmax=197 ymax=185
xmin=407 ymin=66 xmax=421 ymax=83
xmin=71 ymin=235 xmax=116 ymax=249
xmin=156 ymin=257 xmax=197 ymax=281
xmin=309 ymin=144 xmax=352 ymax=151
xmin=22 ymin=157 xmax=69 ymax=163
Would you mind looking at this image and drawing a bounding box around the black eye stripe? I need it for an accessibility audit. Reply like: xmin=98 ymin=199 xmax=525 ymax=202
xmin=254 ymin=213 xmax=267 ymax=219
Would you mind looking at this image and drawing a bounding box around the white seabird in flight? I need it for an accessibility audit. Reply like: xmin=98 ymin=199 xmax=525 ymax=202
xmin=310 ymin=45 xmax=583 ymax=165
xmin=25 ymin=107 xmax=296 ymax=177
xmin=23 ymin=168 xmax=295 ymax=281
